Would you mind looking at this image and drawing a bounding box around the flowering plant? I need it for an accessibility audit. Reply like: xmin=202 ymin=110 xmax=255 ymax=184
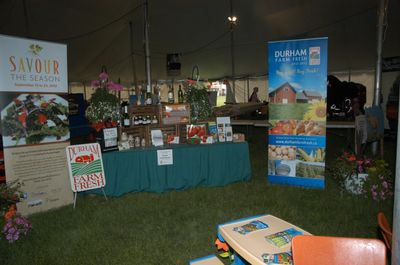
xmin=2 ymin=212 xmax=32 ymax=243
xmin=1 ymin=181 xmax=23 ymax=213
xmin=1 ymin=181 xmax=32 ymax=243
xmin=90 ymin=71 xmax=123 ymax=92
xmin=85 ymin=70 xmax=121 ymax=130
xmin=330 ymin=151 xmax=393 ymax=201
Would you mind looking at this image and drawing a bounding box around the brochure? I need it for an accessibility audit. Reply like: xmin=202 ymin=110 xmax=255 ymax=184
xmin=151 ymin=129 xmax=164 ymax=146
xmin=233 ymin=220 xmax=269 ymax=235
xmin=208 ymin=121 xmax=218 ymax=142
xmin=264 ymin=228 xmax=302 ymax=248
xmin=261 ymin=252 xmax=293 ymax=265
xmin=217 ymin=117 xmax=231 ymax=142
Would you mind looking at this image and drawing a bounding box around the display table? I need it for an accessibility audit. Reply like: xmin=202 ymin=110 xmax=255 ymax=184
xmin=217 ymin=214 xmax=311 ymax=265
xmin=89 ymin=142 xmax=251 ymax=196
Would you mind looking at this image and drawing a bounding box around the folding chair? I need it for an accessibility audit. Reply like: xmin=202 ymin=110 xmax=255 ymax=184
xmin=292 ymin=235 xmax=386 ymax=265
xmin=378 ymin=212 xmax=392 ymax=250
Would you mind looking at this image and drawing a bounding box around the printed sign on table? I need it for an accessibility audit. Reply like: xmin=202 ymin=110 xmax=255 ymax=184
xmin=66 ymin=143 xmax=106 ymax=192
xmin=267 ymin=37 xmax=328 ymax=188
xmin=0 ymin=34 xmax=72 ymax=215
xmin=157 ymin=149 xmax=173 ymax=166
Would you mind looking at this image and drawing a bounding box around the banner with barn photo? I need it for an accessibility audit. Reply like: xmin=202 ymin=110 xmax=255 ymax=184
xmin=0 ymin=34 xmax=73 ymax=215
xmin=267 ymin=37 xmax=328 ymax=188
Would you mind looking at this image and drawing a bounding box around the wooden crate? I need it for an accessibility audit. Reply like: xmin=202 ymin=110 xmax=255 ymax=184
xmin=160 ymin=103 xmax=191 ymax=125
xmin=129 ymin=105 xmax=160 ymax=124
xmin=147 ymin=124 xmax=179 ymax=145
xmin=120 ymin=126 xmax=148 ymax=146
xmin=179 ymin=124 xmax=188 ymax=143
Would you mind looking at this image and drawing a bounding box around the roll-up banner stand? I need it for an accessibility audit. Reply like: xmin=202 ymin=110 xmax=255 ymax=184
xmin=0 ymin=34 xmax=73 ymax=215
xmin=267 ymin=38 xmax=328 ymax=188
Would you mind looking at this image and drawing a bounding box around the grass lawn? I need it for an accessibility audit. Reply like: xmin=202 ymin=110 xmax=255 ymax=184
xmin=0 ymin=128 xmax=394 ymax=264
xmin=269 ymin=103 xmax=310 ymax=120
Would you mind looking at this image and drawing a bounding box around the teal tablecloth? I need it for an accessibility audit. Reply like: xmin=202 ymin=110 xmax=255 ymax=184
xmin=90 ymin=142 xmax=251 ymax=196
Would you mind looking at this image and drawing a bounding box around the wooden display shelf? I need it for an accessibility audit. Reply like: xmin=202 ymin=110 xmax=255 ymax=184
xmin=160 ymin=103 xmax=191 ymax=125
xmin=120 ymin=104 xmax=191 ymax=146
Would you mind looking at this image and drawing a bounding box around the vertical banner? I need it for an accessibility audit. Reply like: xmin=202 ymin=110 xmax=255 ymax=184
xmin=267 ymin=38 xmax=328 ymax=188
xmin=0 ymin=34 xmax=73 ymax=215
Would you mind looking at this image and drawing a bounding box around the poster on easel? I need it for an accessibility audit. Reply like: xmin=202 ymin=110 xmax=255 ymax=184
xmin=66 ymin=143 xmax=107 ymax=208
xmin=0 ymin=34 xmax=73 ymax=215
xmin=267 ymin=37 xmax=328 ymax=188
xmin=66 ymin=143 xmax=106 ymax=191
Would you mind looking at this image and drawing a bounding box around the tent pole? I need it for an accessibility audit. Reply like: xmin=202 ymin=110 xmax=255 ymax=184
xmin=129 ymin=21 xmax=138 ymax=95
xmin=144 ymin=0 xmax=152 ymax=93
xmin=230 ymin=0 xmax=236 ymax=102
xmin=373 ymin=0 xmax=386 ymax=107
xmin=83 ymin=82 xmax=87 ymax=101
xmin=393 ymin=76 xmax=400 ymax=265
xmin=22 ymin=0 xmax=30 ymax=36
xmin=247 ymin=78 xmax=250 ymax=102
xmin=372 ymin=0 xmax=386 ymax=155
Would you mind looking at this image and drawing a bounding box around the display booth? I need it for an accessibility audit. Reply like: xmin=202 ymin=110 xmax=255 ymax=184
xmin=81 ymin=77 xmax=252 ymax=196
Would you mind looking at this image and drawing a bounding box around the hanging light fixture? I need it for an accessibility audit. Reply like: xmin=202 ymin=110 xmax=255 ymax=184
xmin=228 ymin=15 xmax=238 ymax=25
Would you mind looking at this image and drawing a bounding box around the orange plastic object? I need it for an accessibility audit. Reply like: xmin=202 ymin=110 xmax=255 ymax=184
xmin=215 ymin=238 xmax=229 ymax=252
xmin=292 ymin=235 xmax=386 ymax=265
xmin=378 ymin=212 xmax=392 ymax=250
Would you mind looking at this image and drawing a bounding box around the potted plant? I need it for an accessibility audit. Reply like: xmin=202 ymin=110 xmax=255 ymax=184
xmin=85 ymin=68 xmax=123 ymax=131
xmin=184 ymin=79 xmax=212 ymax=122
xmin=0 ymin=181 xmax=32 ymax=243
xmin=330 ymin=151 xmax=393 ymax=201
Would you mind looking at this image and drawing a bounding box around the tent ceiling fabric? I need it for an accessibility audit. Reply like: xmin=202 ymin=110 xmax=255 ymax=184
xmin=0 ymin=0 xmax=399 ymax=85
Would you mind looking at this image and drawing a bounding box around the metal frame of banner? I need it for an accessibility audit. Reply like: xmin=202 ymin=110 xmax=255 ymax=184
xmin=73 ymin=187 xmax=108 ymax=209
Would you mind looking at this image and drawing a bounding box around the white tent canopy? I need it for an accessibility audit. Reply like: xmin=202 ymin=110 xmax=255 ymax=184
xmin=0 ymin=0 xmax=399 ymax=85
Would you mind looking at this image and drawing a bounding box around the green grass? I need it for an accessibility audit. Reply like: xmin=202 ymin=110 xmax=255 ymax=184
xmin=0 ymin=128 xmax=394 ymax=265
xmin=216 ymin=96 xmax=226 ymax=107
xmin=269 ymin=103 xmax=310 ymax=120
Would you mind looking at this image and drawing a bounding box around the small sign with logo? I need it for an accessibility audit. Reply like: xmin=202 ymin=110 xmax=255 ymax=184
xmin=66 ymin=143 xmax=106 ymax=192
xmin=102 ymin=127 xmax=118 ymax=151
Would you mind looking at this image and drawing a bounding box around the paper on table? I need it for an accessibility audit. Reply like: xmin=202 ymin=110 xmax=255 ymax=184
xmin=151 ymin=129 xmax=164 ymax=146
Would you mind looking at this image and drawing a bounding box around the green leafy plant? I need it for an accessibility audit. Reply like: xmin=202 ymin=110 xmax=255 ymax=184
xmin=184 ymin=80 xmax=212 ymax=121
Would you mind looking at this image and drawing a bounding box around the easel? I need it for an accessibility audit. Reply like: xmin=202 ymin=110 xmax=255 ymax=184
xmin=66 ymin=143 xmax=109 ymax=209
xmin=73 ymin=186 xmax=108 ymax=209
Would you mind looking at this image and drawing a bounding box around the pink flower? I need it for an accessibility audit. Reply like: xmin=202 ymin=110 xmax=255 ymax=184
xmin=13 ymin=233 xmax=19 ymax=242
xmin=6 ymin=233 xmax=13 ymax=241
xmin=99 ymin=72 xmax=109 ymax=81
xmin=91 ymin=80 xmax=100 ymax=88
xmin=187 ymin=79 xmax=196 ymax=85
xmin=106 ymin=81 xmax=123 ymax=91
xmin=382 ymin=181 xmax=388 ymax=189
